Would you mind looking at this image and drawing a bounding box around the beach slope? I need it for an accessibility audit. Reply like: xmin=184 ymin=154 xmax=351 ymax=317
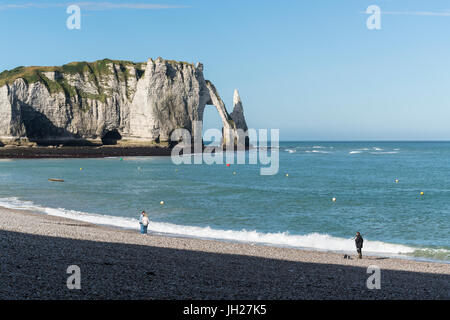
xmin=0 ymin=207 xmax=448 ymax=299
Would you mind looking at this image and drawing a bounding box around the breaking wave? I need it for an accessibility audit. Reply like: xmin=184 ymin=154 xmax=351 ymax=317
xmin=349 ymin=148 xmax=399 ymax=155
xmin=1 ymin=197 xmax=448 ymax=262
xmin=305 ymin=150 xmax=331 ymax=154
xmin=370 ymin=151 xmax=399 ymax=155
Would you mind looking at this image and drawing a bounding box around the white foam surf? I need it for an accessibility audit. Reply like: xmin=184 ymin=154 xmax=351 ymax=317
xmin=0 ymin=197 xmax=431 ymax=259
xmin=305 ymin=150 xmax=331 ymax=154
xmin=349 ymin=148 xmax=399 ymax=155
xmin=370 ymin=151 xmax=399 ymax=155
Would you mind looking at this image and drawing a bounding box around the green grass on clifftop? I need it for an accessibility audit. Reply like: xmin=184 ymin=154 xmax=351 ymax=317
xmin=0 ymin=58 xmax=196 ymax=110
xmin=0 ymin=59 xmax=148 ymax=106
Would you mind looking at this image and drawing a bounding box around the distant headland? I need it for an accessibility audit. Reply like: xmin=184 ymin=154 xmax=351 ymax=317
xmin=0 ymin=58 xmax=248 ymax=157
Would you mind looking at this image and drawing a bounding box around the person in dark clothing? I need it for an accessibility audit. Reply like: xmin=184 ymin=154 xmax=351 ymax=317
xmin=355 ymin=232 xmax=364 ymax=259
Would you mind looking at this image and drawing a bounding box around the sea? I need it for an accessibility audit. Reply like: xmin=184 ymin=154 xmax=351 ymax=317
xmin=0 ymin=141 xmax=449 ymax=263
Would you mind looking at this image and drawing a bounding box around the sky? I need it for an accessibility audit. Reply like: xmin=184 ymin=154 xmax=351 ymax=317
xmin=1 ymin=0 xmax=450 ymax=140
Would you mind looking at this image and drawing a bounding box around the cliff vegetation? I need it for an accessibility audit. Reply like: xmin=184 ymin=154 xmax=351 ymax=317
xmin=0 ymin=59 xmax=146 ymax=103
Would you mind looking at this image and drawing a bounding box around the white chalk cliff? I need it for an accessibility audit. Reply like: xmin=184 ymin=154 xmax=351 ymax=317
xmin=0 ymin=58 xmax=249 ymax=147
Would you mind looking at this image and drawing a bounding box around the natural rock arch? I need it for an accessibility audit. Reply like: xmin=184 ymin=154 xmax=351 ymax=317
xmin=0 ymin=58 xmax=249 ymax=148
xmin=191 ymin=80 xmax=241 ymax=148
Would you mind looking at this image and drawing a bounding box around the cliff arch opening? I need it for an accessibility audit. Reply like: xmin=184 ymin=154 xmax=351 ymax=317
xmin=202 ymin=105 xmax=225 ymax=146
xmin=101 ymin=130 xmax=122 ymax=145
xmin=193 ymin=81 xmax=236 ymax=148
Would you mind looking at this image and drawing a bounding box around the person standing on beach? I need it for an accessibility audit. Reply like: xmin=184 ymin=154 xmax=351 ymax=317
xmin=139 ymin=211 xmax=147 ymax=234
xmin=141 ymin=212 xmax=150 ymax=235
xmin=355 ymin=232 xmax=364 ymax=259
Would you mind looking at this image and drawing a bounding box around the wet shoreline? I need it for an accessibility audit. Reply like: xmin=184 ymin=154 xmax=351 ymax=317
xmin=0 ymin=206 xmax=449 ymax=299
xmin=0 ymin=146 xmax=173 ymax=159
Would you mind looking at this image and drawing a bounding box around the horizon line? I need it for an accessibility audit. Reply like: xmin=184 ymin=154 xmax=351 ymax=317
xmin=272 ymin=140 xmax=450 ymax=142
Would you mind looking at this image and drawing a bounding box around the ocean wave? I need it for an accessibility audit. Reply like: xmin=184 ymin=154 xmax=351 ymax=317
xmin=305 ymin=150 xmax=331 ymax=154
xmin=349 ymin=148 xmax=399 ymax=155
xmin=348 ymin=148 xmax=370 ymax=153
xmin=409 ymin=248 xmax=450 ymax=261
xmin=285 ymin=149 xmax=297 ymax=154
xmin=1 ymin=197 xmax=447 ymax=261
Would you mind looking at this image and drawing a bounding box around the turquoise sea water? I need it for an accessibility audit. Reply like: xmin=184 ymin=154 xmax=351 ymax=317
xmin=0 ymin=142 xmax=449 ymax=262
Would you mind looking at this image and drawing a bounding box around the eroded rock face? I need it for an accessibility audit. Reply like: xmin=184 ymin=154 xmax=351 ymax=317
xmin=128 ymin=58 xmax=208 ymax=143
xmin=230 ymin=89 xmax=248 ymax=132
xmin=0 ymin=58 xmax=248 ymax=147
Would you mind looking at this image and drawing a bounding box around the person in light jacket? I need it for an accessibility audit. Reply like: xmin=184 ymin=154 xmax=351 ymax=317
xmin=139 ymin=211 xmax=148 ymax=234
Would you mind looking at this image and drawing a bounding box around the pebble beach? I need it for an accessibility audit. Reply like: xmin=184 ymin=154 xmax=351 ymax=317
xmin=0 ymin=206 xmax=448 ymax=300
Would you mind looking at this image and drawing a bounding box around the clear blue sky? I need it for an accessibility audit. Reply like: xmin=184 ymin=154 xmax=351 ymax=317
xmin=1 ymin=0 xmax=450 ymax=140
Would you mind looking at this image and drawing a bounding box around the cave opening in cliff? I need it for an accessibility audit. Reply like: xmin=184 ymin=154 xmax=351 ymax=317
xmin=202 ymin=105 xmax=223 ymax=146
xmin=101 ymin=130 xmax=122 ymax=145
